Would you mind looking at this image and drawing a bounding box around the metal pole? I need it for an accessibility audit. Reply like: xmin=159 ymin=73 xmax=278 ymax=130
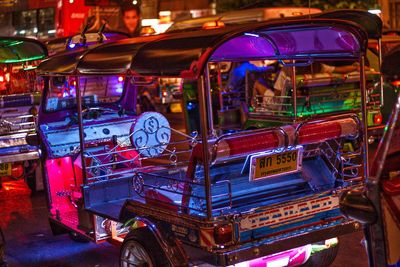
xmin=291 ymin=61 xmax=297 ymax=122
xmin=360 ymin=56 xmax=369 ymax=181
xmin=378 ymin=38 xmax=384 ymax=107
xmin=204 ymin=65 xmax=215 ymax=136
xmin=363 ymin=226 xmax=377 ymax=267
xmin=198 ymin=75 xmax=212 ymax=219
xmin=75 ymin=75 xmax=87 ymax=184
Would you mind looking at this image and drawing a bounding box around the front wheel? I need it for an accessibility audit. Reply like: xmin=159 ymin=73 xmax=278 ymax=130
xmin=302 ymin=241 xmax=339 ymax=267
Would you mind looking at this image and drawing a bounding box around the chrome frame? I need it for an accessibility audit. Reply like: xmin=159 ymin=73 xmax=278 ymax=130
xmin=75 ymin=73 xmax=88 ymax=184
xmin=359 ymin=56 xmax=370 ymax=181
xmin=198 ymin=75 xmax=213 ymax=219
xmin=378 ymin=38 xmax=384 ymax=107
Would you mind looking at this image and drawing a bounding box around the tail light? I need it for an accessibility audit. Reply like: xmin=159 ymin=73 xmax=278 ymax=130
xmin=203 ymin=21 xmax=225 ymax=30
xmin=297 ymin=118 xmax=358 ymax=144
xmin=140 ymin=26 xmax=156 ymax=35
xmin=391 ymin=80 xmax=400 ymax=87
xmin=373 ymin=113 xmax=382 ymax=125
xmin=0 ymin=75 xmax=4 ymax=82
xmin=118 ymin=76 xmax=124 ymax=83
xmin=215 ymin=130 xmax=283 ymax=161
xmin=214 ymin=224 xmax=233 ymax=245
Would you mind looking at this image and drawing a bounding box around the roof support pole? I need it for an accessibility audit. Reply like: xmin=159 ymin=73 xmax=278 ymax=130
xmin=378 ymin=38 xmax=384 ymax=107
xmin=204 ymin=65 xmax=215 ymax=136
xmin=75 ymin=74 xmax=88 ymax=185
xmin=198 ymin=75 xmax=212 ymax=219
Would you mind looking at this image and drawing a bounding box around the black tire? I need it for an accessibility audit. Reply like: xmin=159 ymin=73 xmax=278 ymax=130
xmin=26 ymin=173 xmax=36 ymax=193
xmin=120 ymin=228 xmax=169 ymax=267
xmin=24 ymin=160 xmax=37 ymax=192
xmin=302 ymin=243 xmax=340 ymax=267
xmin=68 ymin=232 xmax=90 ymax=243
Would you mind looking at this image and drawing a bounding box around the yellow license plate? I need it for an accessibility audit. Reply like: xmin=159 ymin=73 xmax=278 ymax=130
xmin=250 ymin=148 xmax=302 ymax=181
xmin=0 ymin=163 xmax=12 ymax=176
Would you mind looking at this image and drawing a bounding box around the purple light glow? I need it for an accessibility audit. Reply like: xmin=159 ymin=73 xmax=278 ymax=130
xmin=210 ymin=27 xmax=360 ymax=61
xmin=211 ymin=35 xmax=275 ymax=61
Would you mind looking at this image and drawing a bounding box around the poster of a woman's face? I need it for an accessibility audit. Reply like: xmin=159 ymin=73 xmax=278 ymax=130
xmin=120 ymin=4 xmax=141 ymax=37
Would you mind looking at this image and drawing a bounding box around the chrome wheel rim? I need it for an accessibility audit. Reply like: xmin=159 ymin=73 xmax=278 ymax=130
xmin=120 ymin=240 xmax=153 ymax=267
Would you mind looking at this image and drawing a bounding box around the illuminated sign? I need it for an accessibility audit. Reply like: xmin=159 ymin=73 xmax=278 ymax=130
xmin=240 ymin=195 xmax=339 ymax=231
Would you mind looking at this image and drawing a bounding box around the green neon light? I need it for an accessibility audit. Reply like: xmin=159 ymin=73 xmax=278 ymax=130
xmin=5 ymin=41 xmax=24 ymax=47
xmin=310 ymin=238 xmax=339 ymax=255
xmin=1 ymin=55 xmax=45 ymax=64
xmin=23 ymin=66 xmax=37 ymax=71
xmin=0 ymin=40 xmax=24 ymax=47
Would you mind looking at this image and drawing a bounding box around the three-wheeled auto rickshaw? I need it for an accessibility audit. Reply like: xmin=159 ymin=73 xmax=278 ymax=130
xmin=176 ymin=10 xmax=385 ymax=142
xmin=34 ymin=18 xmax=371 ymax=266
xmin=166 ymin=7 xmax=322 ymax=33
xmin=340 ymin=65 xmax=400 ymax=267
xmin=0 ymin=37 xmax=48 ymax=192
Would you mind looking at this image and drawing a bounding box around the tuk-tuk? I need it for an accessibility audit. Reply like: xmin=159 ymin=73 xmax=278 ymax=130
xmin=35 ymin=19 xmax=370 ymax=266
xmin=166 ymin=7 xmax=322 ymax=33
xmin=340 ymin=65 xmax=400 ymax=267
xmin=162 ymin=10 xmax=385 ymax=142
xmin=0 ymin=37 xmax=47 ymax=192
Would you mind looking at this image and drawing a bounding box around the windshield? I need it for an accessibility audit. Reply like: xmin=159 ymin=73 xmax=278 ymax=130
xmin=45 ymin=75 xmax=124 ymax=112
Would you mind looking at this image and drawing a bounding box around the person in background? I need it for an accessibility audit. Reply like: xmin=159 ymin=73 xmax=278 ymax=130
xmin=227 ymin=61 xmax=272 ymax=92
xmin=119 ymin=3 xmax=142 ymax=37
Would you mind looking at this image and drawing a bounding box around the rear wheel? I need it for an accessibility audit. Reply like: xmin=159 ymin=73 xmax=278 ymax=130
xmin=302 ymin=242 xmax=339 ymax=267
xmin=121 ymin=239 xmax=154 ymax=267
xmin=120 ymin=228 xmax=169 ymax=267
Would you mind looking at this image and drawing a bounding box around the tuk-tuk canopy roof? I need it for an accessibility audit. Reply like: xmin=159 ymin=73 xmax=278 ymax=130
xmin=167 ymin=9 xmax=381 ymax=40
xmin=45 ymin=31 xmax=130 ymax=56
xmin=0 ymin=37 xmax=47 ymax=64
xmin=38 ymin=19 xmax=368 ymax=78
xmin=37 ymin=50 xmax=87 ymax=75
xmin=37 ymin=35 xmax=164 ymax=76
xmin=166 ymin=7 xmax=322 ymax=33
xmin=311 ymin=9 xmax=382 ymax=40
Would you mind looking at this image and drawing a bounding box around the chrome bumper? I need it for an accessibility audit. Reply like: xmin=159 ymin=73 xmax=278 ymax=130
xmin=0 ymin=150 xmax=39 ymax=164
xmin=184 ymin=220 xmax=360 ymax=266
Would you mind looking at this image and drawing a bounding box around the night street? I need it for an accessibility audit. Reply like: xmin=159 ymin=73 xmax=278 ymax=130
xmin=1 ymin=0 xmax=400 ymax=266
